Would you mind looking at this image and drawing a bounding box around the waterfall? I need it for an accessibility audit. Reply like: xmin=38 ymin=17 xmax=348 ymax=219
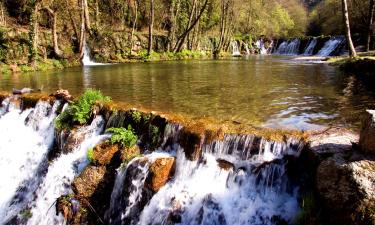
xmin=82 ymin=42 xmax=104 ymax=66
xmin=26 ymin=116 xmax=109 ymax=225
xmin=231 ymin=41 xmax=241 ymax=56
xmin=107 ymin=131 xmax=304 ymax=225
xmin=244 ymin=44 xmax=250 ymax=55
xmin=275 ymin=39 xmax=300 ymax=55
xmin=255 ymin=40 xmax=268 ymax=55
xmin=303 ymin=38 xmax=317 ymax=55
xmin=316 ymin=37 xmax=345 ymax=56
xmin=0 ymin=99 xmax=61 ymax=224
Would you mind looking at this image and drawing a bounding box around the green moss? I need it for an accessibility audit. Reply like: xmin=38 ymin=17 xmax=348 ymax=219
xmin=87 ymin=148 xmax=95 ymax=163
xmin=19 ymin=209 xmax=33 ymax=219
xmin=294 ymin=192 xmax=317 ymax=225
xmin=106 ymin=125 xmax=138 ymax=148
xmin=55 ymin=89 xmax=111 ymax=129
xmin=150 ymin=125 xmax=160 ymax=146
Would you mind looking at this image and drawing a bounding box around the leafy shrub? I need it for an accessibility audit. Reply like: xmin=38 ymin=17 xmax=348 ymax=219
xmin=106 ymin=125 xmax=138 ymax=148
xmin=131 ymin=111 xmax=142 ymax=124
xmin=87 ymin=148 xmax=94 ymax=163
xmin=55 ymin=89 xmax=111 ymax=129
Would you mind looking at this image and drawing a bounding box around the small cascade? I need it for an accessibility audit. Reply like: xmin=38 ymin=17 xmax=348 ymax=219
xmin=316 ymin=37 xmax=345 ymax=56
xmin=275 ymin=39 xmax=301 ymax=55
xmin=244 ymin=44 xmax=250 ymax=55
xmin=303 ymin=38 xmax=317 ymax=55
xmin=107 ymin=132 xmax=305 ymax=225
xmin=0 ymin=100 xmax=60 ymax=224
xmin=82 ymin=42 xmax=104 ymax=66
xmin=26 ymin=116 xmax=109 ymax=225
xmin=231 ymin=41 xmax=241 ymax=56
xmin=255 ymin=40 xmax=268 ymax=55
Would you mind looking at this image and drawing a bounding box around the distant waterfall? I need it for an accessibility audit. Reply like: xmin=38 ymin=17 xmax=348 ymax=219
xmin=245 ymin=44 xmax=250 ymax=55
xmin=82 ymin=42 xmax=104 ymax=66
xmin=107 ymin=129 xmax=304 ymax=225
xmin=231 ymin=41 xmax=241 ymax=56
xmin=303 ymin=38 xmax=317 ymax=55
xmin=316 ymin=37 xmax=345 ymax=56
xmin=275 ymin=39 xmax=300 ymax=55
xmin=255 ymin=40 xmax=268 ymax=55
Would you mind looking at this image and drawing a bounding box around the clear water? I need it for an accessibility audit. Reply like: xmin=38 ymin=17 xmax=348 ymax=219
xmin=1 ymin=56 xmax=374 ymax=130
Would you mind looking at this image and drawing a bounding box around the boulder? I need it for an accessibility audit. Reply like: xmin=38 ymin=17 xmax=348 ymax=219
xmin=72 ymin=166 xmax=106 ymax=199
xmin=359 ymin=110 xmax=375 ymax=154
xmin=51 ymin=89 xmax=73 ymax=102
xmin=91 ymin=142 xmax=120 ymax=165
xmin=317 ymin=154 xmax=375 ymax=225
xmin=146 ymin=157 xmax=175 ymax=192
xmin=121 ymin=144 xmax=141 ymax=163
xmin=62 ymin=129 xmax=86 ymax=154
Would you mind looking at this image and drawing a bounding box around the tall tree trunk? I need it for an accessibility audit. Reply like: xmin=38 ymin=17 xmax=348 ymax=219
xmin=79 ymin=0 xmax=86 ymax=58
xmin=147 ymin=0 xmax=154 ymax=55
xmin=342 ymin=0 xmax=357 ymax=57
xmin=29 ymin=1 xmax=40 ymax=65
xmin=174 ymin=0 xmax=209 ymax=53
xmin=366 ymin=0 xmax=375 ymax=51
xmin=45 ymin=7 xmax=63 ymax=58
xmin=66 ymin=0 xmax=79 ymax=41
xmin=130 ymin=0 xmax=138 ymax=55
xmin=0 ymin=2 xmax=5 ymax=26
xmin=83 ymin=0 xmax=91 ymax=33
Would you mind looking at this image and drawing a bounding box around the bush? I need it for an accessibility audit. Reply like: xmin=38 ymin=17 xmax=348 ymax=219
xmin=106 ymin=125 xmax=138 ymax=148
xmin=55 ymin=89 xmax=111 ymax=129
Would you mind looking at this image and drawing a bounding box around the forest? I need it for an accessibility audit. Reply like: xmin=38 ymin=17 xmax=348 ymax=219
xmin=0 ymin=0 xmax=374 ymax=68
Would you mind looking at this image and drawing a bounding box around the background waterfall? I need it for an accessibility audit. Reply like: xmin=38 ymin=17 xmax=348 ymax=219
xmin=231 ymin=41 xmax=241 ymax=56
xmin=82 ymin=42 xmax=104 ymax=66
xmin=0 ymin=99 xmax=60 ymax=224
xmin=275 ymin=39 xmax=300 ymax=55
xmin=303 ymin=38 xmax=317 ymax=55
xmin=316 ymin=37 xmax=345 ymax=56
xmin=107 ymin=129 xmax=304 ymax=225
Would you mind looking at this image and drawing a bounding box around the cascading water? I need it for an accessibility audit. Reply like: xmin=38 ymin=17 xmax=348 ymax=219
xmin=255 ymin=40 xmax=268 ymax=55
xmin=26 ymin=116 xmax=109 ymax=225
xmin=316 ymin=37 xmax=345 ymax=56
xmin=82 ymin=42 xmax=103 ymax=66
xmin=244 ymin=44 xmax=250 ymax=55
xmin=0 ymin=99 xmax=60 ymax=224
xmin=303 ymin=38 xmax=317 ymax=55
xmin=275 ymin=39 xmax=300 ymax=55
xmin=231 ymin=41 xmax=241 ymax=56
xmin=107 ymin=128 xmax=305 ymax=225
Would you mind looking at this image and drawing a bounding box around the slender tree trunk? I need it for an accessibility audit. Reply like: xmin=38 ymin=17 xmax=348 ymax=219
xmin=174 ymin=0 xmax=209 ymax=53
xmin=45 ymin=7 xmax=63 ymax=58
xmin=130 ymin=0 xmax=138 ymax=55
xmin=29 ymin=1 xmax=40 ymax=65
xmin=342 ymin=0 xmax=357 ymax=57
xmin=95 ymin=0 xmax=99 ymax=29
xmin=366 ymin=0 xmax=375 ymax=51
xmin=66 ymin=0 xmax=79 ymax=41
xmin=79 ymin=0 xmax=86 ymax=58
xmin=147 ymin=0 xmax=154 ymax=55
xmin=83 ymin=0 xmax=91 ymax=33
xmin=0 ymin=2 xmax=5 ymax=26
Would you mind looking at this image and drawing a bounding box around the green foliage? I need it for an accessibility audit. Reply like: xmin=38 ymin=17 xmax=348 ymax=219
xmin=132 ymin=111 xmax=142 ymax=124
xmin=106 ymin=125 xmax=138 ymax=148
xmin=55 ymin=89 xmax=111 ymax=129
xmin=150 ymin=125 xmax=160 ymax=146
xmin=87 ymin=148 xmax=95 ymax=163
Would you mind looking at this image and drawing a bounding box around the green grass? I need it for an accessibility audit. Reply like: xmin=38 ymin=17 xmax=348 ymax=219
xmin=87 ymin=148 xmax=95 ymax=163
xmin=106 ymin=125 xmax=138 ymax=148
xmin=55 ymin=89 xmax=111 ymax=129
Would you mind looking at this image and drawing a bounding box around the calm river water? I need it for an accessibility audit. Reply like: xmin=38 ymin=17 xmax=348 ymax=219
xmin=1 ymin=56 xmax=374 ymax=130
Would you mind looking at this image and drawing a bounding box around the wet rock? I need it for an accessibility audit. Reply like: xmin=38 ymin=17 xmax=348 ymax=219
xmin=50 ymin=89 xmax=73 ymax=102
xmin=121 ymin=144 xmax=141 ymax=163
xmin=178 ymin=127 xmax=205 ymax=160
xmin=359 ymin=110 xmax=375 ymax=154
xmin=309 ymin=127 xmax=358 ymax=158
xmin=146 ymin=157 xmax=175 ymax=192
xmin=72 ymin=166 xmax=106 ymax=199
xmin=61 ymin=128 xmax=86 ymax=154
xmin=317 ymin=154 xmax=375 ymax=225
xmin=56 ymin=195 xmax=88 ymax=225
xmin=196 ymin=194 xmax=227 ymax=225
xmin=13 ymin=87 xmax=35 ymax=95
xmin=91 ymin=142 xmax=120 ymax=165
xmin=216 ymin=159 xmax=234 ymax=171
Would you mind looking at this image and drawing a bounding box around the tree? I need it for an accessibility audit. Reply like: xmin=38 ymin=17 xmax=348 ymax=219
xmin=28 ymin=0 xmax=41 ymax=65
xmin=129 ymin=0 xmax=138 ymax=55
xmin=341 ymin=0 xmax=356 ymax=57
xmin=147 ymin=0 xmax=154 ymax=55
xmin=43 ymin=6 xmax=63 ymax=58
xmin=366 ymin=0 xmax=374 ymax=51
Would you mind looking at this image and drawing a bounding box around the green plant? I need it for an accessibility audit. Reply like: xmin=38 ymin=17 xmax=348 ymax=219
xmin=106 ymin=125 xmax=138 ymax=148
xmin=87 ymin=148 xmax=94 ymax=163
xmin=150 ymin=125 xmax=160 ymax=146
xmin=132 ymin=111 xmax=142 ymax=124
xmin=294 ymin=192 xmax=316 ymax=225
xmin=55 ymin=89 xmax=111 ymax=128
